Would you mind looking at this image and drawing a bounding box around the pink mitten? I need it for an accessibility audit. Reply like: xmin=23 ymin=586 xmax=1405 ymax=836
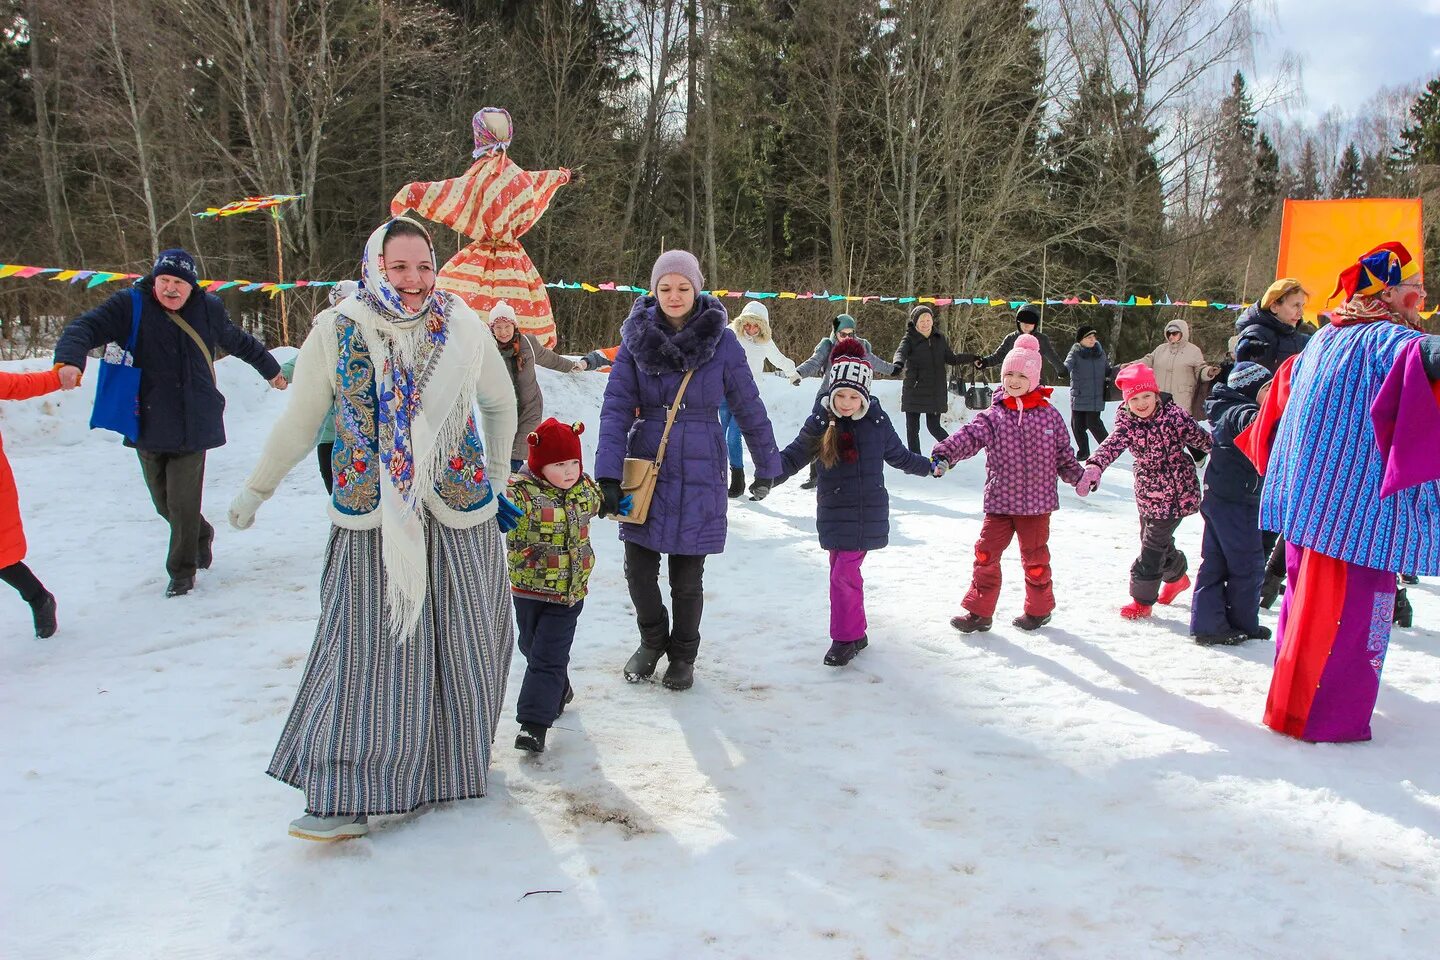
xmin=1076 ymin=465 xmax=1102 ymax=497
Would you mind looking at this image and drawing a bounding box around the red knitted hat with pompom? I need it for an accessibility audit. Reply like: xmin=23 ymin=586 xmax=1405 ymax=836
xmin=527 ymin=418 xmax=585 ymax=475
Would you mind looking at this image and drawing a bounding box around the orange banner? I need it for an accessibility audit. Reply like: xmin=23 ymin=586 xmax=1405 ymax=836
xmin=1276 ymin=198 xmax=1425 ymax=324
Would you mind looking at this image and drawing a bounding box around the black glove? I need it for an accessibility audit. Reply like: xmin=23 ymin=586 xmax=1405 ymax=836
xmin=598 ymin=478 xmax=623 ymax=518
xmin=974 ymin=358 xmax=986 ymax=370
xmin=748 ymin=478 xmax=774 ymax=501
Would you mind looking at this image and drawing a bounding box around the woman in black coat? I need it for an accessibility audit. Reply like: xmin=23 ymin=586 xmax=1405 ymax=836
xmin=892 ymin=306 xmax=976 ymax=453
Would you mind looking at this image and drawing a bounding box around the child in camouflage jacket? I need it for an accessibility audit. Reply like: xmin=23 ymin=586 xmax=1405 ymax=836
xmin=506 ymin=417 xmax=602 ymax=753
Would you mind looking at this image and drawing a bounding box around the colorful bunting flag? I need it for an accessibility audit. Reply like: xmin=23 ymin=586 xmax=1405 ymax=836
xmin=193 ymin=194 xmax=306 ymax=219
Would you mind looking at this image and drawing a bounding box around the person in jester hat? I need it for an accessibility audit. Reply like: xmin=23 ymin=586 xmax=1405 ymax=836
xmin=391 ymin=106 xmax=573 ymax=346
xmin=773 ymin=338 xmax=934 ymax=666
xmin=1249 ymin=241 xmax=1440 ymax=743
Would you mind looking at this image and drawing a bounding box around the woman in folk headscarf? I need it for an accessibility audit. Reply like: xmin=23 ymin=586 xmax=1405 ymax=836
xmin=1252 ymin=241 xmax=1440 ymax=743
xmin=228 ymin=217 xmax=519 ymax=840
xmin=391 ymin=107 xmax=573 ymax=346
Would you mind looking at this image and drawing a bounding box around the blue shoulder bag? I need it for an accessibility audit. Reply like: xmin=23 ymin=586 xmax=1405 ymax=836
xmin=89 ymin=289 xmax=143 ymax=441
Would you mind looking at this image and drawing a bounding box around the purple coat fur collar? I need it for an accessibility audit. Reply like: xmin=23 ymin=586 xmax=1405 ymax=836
xmin=620 ymin=294 xmax=729 ymax=376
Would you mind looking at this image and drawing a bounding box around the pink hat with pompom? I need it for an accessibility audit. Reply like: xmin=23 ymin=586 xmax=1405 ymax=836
xmin=1001 ymin=333 xmax=1042 ymax=388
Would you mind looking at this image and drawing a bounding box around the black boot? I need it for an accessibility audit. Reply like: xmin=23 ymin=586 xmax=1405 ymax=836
xmin=196 ymin=534 xmax=213 ymax=571
xmin=624 ymin=645 xmax=664 ymax=682
xmin=799 ymin=463 xmax=819 ymax=490
xmin=661 ymin=659 xmax=694 ymax=690
xmin=728 ymin=467 xmax=746 ymax=498
xmin=1259 ymin=572 xmax=1284 ymax=610
xmin=1247 ymin=625 xmax=1272 ymax=641
xmin=1400 ymin=573 xmax=1419 ymax=586
xmin=1394 ymin=589 xmax=1413 ymax=629
xmin=662 ymin=637 xmax=699 ymax=690
xmin=165 ymin=576 xmax=195 ymax=598
xmin=823 ymin=635 xmax=868 ymax=666
xmin=514 ymin=723 xmax=547 ymax=753
xmin=556 ymin=682 xmax=575 ymax=716
xmin=1194 ymin=630 xmax=1248 ymax=646
xmin=30 ymin=592 xmax=57 ymax=639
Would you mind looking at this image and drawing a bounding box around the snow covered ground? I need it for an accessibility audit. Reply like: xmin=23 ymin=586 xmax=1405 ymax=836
xmin=1 ymin=353 xmax=1437 ymax=960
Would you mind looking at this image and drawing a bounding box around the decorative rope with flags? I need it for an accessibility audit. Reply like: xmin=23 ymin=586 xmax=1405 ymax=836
xmin=3 ymin=261 xmax=1435 ymax=320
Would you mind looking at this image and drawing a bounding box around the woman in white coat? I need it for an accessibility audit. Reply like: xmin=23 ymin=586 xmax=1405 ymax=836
xmin=724 ymin=300 xmax=799 ymax=496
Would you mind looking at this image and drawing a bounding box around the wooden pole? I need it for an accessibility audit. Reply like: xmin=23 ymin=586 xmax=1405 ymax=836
xmin=1040 ymin=247 xmax=1048 ymax=324
xmin=272 ymin=208 xmax=289 ymax=346
xmin=1241 ymin=254 xmax=1253 ymax=302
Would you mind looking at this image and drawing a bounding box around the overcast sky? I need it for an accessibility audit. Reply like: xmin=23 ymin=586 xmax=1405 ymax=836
xmin=1261 ymin=0 xmax=1440 ymax=120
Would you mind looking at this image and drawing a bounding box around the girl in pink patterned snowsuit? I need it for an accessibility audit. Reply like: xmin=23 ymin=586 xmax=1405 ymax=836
xmin=1075 ymin=363 xmax=1213 ymax=619
xmin=933 ymin=335 xmax=1086 ymax=633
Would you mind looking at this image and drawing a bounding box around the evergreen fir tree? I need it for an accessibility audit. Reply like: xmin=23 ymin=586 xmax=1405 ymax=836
xmin=1214 ymin=72 xmax=1258 ymax=225
xmin=1331 ymin=142 xmax=1366 ymax=199
xmin=1295 ymin=138 xmax=1322 ymax=199
xmin=1397 ymin=75 xmax=1440 ymax=165
xmin=1250 ymin=132 xmax=1280 ymax=226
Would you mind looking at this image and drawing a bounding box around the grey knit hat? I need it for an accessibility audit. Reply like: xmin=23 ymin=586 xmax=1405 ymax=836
xmin=650 ymin=250 xmax=704 ymax=294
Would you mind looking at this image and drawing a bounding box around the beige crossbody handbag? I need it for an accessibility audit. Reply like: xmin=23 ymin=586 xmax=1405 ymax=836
xmin=617 ymin=370 xmax=695 ymax=525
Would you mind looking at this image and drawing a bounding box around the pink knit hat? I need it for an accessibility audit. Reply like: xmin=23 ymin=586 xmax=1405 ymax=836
xmin=1116 ymin=363 xmax=1160 ymax=402
xmin=1001 ymin=334 xmax=1042 ymax=388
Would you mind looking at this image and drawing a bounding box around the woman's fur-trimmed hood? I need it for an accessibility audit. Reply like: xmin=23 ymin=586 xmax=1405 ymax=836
xmin=621 ymin=293 xmax=730 ymax=375
xmin=730 ymin=302 xmax=774 ymax=345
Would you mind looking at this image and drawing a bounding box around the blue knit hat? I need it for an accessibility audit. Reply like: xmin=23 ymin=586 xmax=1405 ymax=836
xmin=151 ymin=248 xmax=198 ymax=287
xmin=1227 ymin=361 xmax=1273 ymax=399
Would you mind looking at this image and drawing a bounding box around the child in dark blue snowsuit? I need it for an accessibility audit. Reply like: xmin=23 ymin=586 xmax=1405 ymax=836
xmin=1190 ymin=362 xmax=1273 ymax=645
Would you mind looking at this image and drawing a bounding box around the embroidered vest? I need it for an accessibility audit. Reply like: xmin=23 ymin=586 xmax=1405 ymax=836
xmin=330 ymin=320 xmax=495 ymax=517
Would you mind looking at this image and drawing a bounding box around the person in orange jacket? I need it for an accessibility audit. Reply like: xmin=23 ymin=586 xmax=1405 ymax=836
xmin=2 ymin=366 xmax=78 ymax=637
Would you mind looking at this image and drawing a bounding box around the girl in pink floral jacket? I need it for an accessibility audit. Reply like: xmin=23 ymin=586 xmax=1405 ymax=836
xmin=933 ymin=335 xmax=1085 ymax=633
xmin=1076 ymin=363 xmax=1212 ymax=619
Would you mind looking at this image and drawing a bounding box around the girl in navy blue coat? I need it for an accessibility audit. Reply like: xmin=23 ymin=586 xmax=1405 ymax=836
xmin=770 ymin=340 xmax=933 ymax=666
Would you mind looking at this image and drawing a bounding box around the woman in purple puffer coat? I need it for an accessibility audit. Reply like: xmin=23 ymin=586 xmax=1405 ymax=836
xmin=595 ymin=250 xmax=782 ymax=691
xmin=1076 ymin=363 xmax=1212 ymax=620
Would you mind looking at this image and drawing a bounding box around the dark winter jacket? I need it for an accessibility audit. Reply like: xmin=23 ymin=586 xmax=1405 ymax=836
xmin=980 ymin=317 xmax=1065 ymax=383
xmin=893 ymin=313 xmax=976 ymax=414
xmin=1233 ymin=304 xmax=1309 ymax=373
xmin=1202 ymin=384 xmax=1263 ymax=503
xmin=777 ymin=397 xmax=932 ymax=551
xmin=54 ymin=279 xmax=281 ymax=453
xmin=1087 ymin=397 xmax=1212 ymax=520
xmin=933 ymin=389 xmax=1085 ymax=516
xmin=595 ymin=295 xmax=781 ymax=555
xmin=1063 ymin=342 xmax=1112 ymax=412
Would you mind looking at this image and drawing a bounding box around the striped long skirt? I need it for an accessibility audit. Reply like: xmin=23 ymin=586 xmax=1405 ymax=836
xmin=1264 ymin=544 xmax=1396 ymax=743
xmin=267 ymin=517 xmax=514 ymax=816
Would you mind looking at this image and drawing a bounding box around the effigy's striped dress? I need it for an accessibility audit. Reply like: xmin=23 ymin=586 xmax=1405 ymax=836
xmin=391 ymin=157 xmax=570 ymax=347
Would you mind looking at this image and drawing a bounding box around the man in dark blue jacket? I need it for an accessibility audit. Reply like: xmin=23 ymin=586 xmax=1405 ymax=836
xmin=1189 ymin=362 xmax=1272 ymax=646
xmin=54 ymin=249 xmax=286 ymax=597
